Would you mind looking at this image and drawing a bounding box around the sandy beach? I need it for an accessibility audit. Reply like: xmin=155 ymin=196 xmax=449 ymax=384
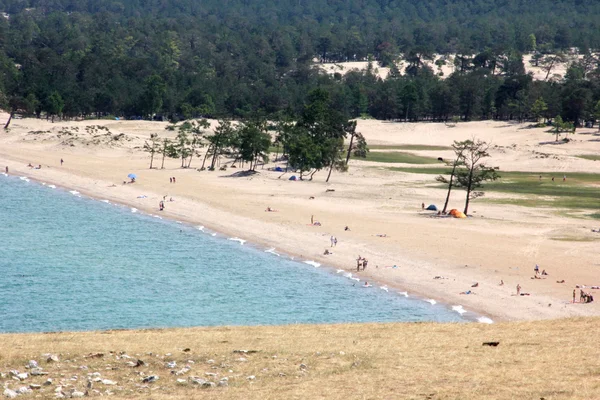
xmin=2 ymin=115 xmax=600 ymax=322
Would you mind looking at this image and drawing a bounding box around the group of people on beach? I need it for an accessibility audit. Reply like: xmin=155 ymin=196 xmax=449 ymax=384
xmin=574 ymin=289 xmax=594 ymax=303
xmin=356 ymin=256 xmax=368 ymax=271
xmin=169 ymin=177 xmax=177 ymax=183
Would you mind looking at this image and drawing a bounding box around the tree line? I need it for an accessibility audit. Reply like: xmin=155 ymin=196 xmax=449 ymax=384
xmin=1 ymin=1 xmax=600 ymax=125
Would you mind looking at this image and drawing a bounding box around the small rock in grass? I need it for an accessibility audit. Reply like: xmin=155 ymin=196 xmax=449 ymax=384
xmin=17 ymin=372 xmax=29 ymax=380
xmin=142 ymin=375 xmax=159 ymax=383
xmin=27 ymin=360 xmax=39 ymax=369
xmin=17 ymin=386 xmax=32 ymax=394
xmin=47 ymin=355 xmax=60 ymax=363
xmin=217 ymin=380 xmax=228 ymax=387
xmin=44 ymin=378 xmax=53 ymax=386
xmin=176 ymin=379 xmax=187 ymax=384
xmin=31 ymin=368 xmax=48 ymax=376
xmin=202 ymin=381 xmax=216 ymax=388
xmin=165 ymin=361 xmax=177 ymax=369
xmin=71 ymin=390 xmax=85 ymax=398
xmin=205 ymin=372 xmax=217 ymax=377
xmin=29 ymin=384 xmax=42 ymax=390
xmin=3 ymin=389 xmax=18 ymax=399
xmin=102 ymin=379 xmax=117 ymax=385
xmin=189 ymin=377 xmax=206 ymax=385
xmin=247 ymin=375 xmax=256 ymax=381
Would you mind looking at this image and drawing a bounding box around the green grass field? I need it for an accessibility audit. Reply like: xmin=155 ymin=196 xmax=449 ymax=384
xmin=368 ymin=144 xmax=452 ymax=151
xmin=357 ymin=151 xmax=442 ymax=164
xmin=576 ymin=154 xmax=600 ymax=161
xmin=389 ymin=166 xmax=600 ymax=212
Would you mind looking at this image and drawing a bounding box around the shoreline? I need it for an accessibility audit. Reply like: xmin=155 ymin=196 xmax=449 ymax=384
xmin=2 ymin=117 xmax=599 ymax=323
xmin=1 ymin=170 xmax=485 ymax=325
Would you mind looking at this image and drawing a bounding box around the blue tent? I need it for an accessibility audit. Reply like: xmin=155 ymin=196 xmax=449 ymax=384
xmin=426 ymin=204 xmax=437 ymax=211
xmin=274 ymin=166 xmax=284 ymax=172
xmin=289 ymin=175 xmax=297 ymax=181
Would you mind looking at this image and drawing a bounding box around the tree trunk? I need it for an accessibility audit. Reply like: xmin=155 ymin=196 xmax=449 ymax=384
xmin=463 ymin=166 xmax=475 ymax=215
xmin=326 ymin=160 xmax=334 ymax=182
xmin=442 ymin=163 xmax=458 ymax=213
xmin=4 ymin=111 xmax=13 ymax=130
xmin=345 ymin=133 xmax=355 ymax=165
xmin=210 ymin=141 xmax=219 ymax=169
xmin=149 ymin=151 xmax=154 ymax=169
xmin=201 ymin=146 xmax=212 ymax=169
xmin=161 ymin=152 xmax=166 ymax=169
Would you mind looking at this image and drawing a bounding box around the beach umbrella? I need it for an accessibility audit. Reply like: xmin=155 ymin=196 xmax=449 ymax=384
xmin=127 ymin=173 xmax=137 ymax=179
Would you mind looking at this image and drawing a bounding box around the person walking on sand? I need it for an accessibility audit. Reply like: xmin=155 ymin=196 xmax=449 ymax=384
xmin=311 ymin=215 xmax=314 ymax=225
xmin=573 ymin=289 xmax=576 ymax=303
xmin=333 ymin=237 xmax=337 ymax=247
xmin=60 ymin=158 xmax=63 ymax=166
xmin=170 ymin=177 xmax=172 ymax=183
xmin=362 ymin=259 xmax=368 ymax=271
xmin=516 ymin=284 xmax=521 ymax=296
xmin=356 ymin=256 xmax=362 ymax=272
xmin=421 ymin=202 xmax=425 ymax=211
xmin=330 ymin=236 xmax=334 ymax=247
xmin=172 ymin=177 xmax=176 ymax=183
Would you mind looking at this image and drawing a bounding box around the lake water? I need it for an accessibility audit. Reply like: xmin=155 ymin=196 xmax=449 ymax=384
xmin=0 ymin=174 xmax=466 ymax=333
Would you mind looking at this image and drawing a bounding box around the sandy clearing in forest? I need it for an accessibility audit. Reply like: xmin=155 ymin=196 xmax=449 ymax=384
xmin=1 ymin=115 xmax=600 ymax=322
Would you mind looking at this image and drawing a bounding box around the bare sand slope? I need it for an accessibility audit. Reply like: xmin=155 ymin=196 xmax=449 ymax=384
xmin=1 ymin=116 xmax=599 ymax=321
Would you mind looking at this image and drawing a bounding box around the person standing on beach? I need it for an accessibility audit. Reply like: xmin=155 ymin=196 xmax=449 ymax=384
xmin=573 ymin=289 xmax=576 ymax=303
xmin=173 ymin=177 xmax=176 ymax=183
xmin=5 ymin=166 xmax=7 ymax=174
xmin=60 ymin=158 xmax=63 ymax=166
xmin=334 ymin=237 xmax=337 ymax=247
xmin=170 ymin=177 xmax=172 ymax=183
xmin=516 ymin=284 xmax=521 ymax=295
xmin=311 ymin=215 xmax=314 ymax=225
xmin=363 ymin=259 xmax=368 ymax=271
xmin=330 ymin=236 xmax=334 ymax=247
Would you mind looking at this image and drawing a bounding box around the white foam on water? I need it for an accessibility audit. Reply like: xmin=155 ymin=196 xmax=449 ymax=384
xmin=228 ymin=237 xmax=246 ymax=245
xmin=380 ymin=286 xmax=389 ymax=292
xmin=20 ymin=176 xmax=30 ymax=182
xmin=399 ymin=291 xmax=409 ymax=297
xmin=176 ymin=221 xmax=182 ymax=224
xmin=478 ymin=317 xmax=494 ymax=324
xmin=211 ymin=233 xmax=216 ymax=236
xmin=336 ymin=269 xmax=344 ymax=274
xmin=426 ymin=299 xmax=437 ymax=305
xmin=1 ymin=173 xmax=7 ymax=177
xmin=41 ymin=182 xmax=46 ymax=185
xmin=69 ymin=190 xmax=79 ymax=195
xmin=303 ymin=260 xmax=321 ymax=268
xmin=362 ymin=284 xmax=372 ymax=288
xmin=101 ymin=200 xmax=110 ymax=204
xmin=130 ymin=208 xmax=138 ymax=213
xmin=265 ymin=248 xmax=281 ymax=257
xmin=197 ymin=226 xmax=205 ymax=231
xmin=48 ymin=184 xmax=56 ymax=189
xmin=153 ymin=215 xmax=163 ymax=219
xmin=452 ymin=305 xmax=467 ymax=315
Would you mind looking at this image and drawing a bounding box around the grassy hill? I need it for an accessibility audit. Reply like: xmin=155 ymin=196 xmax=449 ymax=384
xmin=1 ymin=318 xmax=598 ymax=399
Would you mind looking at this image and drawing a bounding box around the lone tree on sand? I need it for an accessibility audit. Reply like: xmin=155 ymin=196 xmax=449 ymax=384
xmin=436 ymin=140 xmax=467 ymax=214
xmin=454 ymin=139 xmax=499 ymax=215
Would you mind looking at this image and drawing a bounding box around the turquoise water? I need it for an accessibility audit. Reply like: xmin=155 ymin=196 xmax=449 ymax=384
xmin=0 ymin=174 xmax=465 ymax=333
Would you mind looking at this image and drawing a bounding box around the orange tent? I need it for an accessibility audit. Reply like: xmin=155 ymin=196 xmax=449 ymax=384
xmin=454 ymin=211 xmax=467 ymax=218
xmin=448 ymin=209 xmax=459 ymax=216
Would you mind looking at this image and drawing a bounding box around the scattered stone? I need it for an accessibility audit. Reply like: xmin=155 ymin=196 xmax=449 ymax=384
xmin=189 ymin=377 xmax=206 ymax=385
xmin=3 ymin=389 xmax=18 ymax=399
xmin=29 ymin=384 xmax=42 ymax=390
xmin=31 ymin=368 xmax=48 ymax=376
xmin=205 ymin=372 xmax=217 ymax=377
xmin=182 ymin=348 xmax=191 ymax=352
xmin=165 ymin=361 xmax=177 ymax=369
xmin=126 ymin=361 xmax=137 ymax=367
xmin=85 ymin=353 xmax=104 ymax=359
xmin=44 ymin=379 xmax=53 ymax=386
xmin=17 ymin=386 xmax=32 ymax=394
xmin=482 ymin=341 xmax=500 ymax=347
xmin=236 ymin=358 xmax=247 ymax=362
xmin=202 ymin=381 xmax=216 ymax=388
xmin=206 ymin=359 xmax=215 ymax=364
xmin=246 ymin=375 xmax=256 ymax=381
xmin=8 ymin=370 xmax=20 ymax=378
xmin=142 ymin=375 xmax=159 ymax=383
xmin=134 ymin=359 xmax=145 ymax=367
xmin=339 ymin=351 xmax=345 ymax=355
xmin=47 ymin=355 xmax=60 ymax=363
xmin=101 ymin=379 xmax=117 ymax=385
xmin=89 ymin=372 xmax=101 ymax=378
xmin=233 ymin=350 xmax=258 ymax=354
xmin=71 ymin=390 xmax=85 ymax=398
xmin=217 ymin=380 xmax=228 ymax=387
xmin=278 ymin=373 xmax=286 ymax=377
xmin=176 ymin=379 xmax=187 ymax=384
xmin=27 ymin=360 xmax=39 ymax=369
xmin=173 ymin=367 xmax=190 ymax=376
xmin=299 ymin=363 xmax=308 ymax=370
xmin=16 ymin=372 xmax=29 ymax=380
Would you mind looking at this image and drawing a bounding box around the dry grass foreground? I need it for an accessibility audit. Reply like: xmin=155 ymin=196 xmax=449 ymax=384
xmin=1 ymin=319 xmax=599 ymax=399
